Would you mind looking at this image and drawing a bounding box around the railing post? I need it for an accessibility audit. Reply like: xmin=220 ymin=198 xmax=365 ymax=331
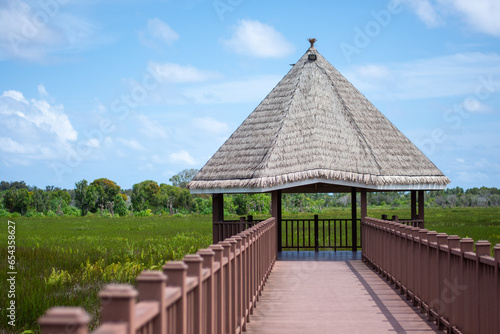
xmin=198 ymin=248 xmax=215 ymax=334
xmin=208 ymin=244 xmax=225 ymax=334
xmin=98 ymin=284 xmax=138 ymax=334
xmin=460 ymin=238 xmax=474 ymax=332
xmin=232 ymin=235 xmax=244 ymax=333
xmin=38 ymin=308 xmax=91 ymax=334
xmin=184 ymin=254 xmax=204 ymax=334
xmin=314 ymin=214 xmax=319 ymax=252
xmin=475 ymin=240 xmax=491 ymax=334
xmin=136 ymin=271 xmax=167 ymax=334
xmin=382 ymin=214 xmax=388 ymax=220
xmin=163 ymin=261 xmax=188 ymax=334
xmin=351 ymin=187 xmax=357 ymax=251
xmin=239 ymin=217 xmax=246 ymax=234
xmin=220 ymin=240 xmax=233 ymax=334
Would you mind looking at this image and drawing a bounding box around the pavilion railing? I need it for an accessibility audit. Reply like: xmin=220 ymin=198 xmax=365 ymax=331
xmin=281 ymin=216 xmax=361 ymax=251
xmin=362 ymin=217 xmax=500 ymax=334
xmin=213 ymin=215 xmax=263 ymax=243
xmin=38 ymin=217 xmax=277 ymax=334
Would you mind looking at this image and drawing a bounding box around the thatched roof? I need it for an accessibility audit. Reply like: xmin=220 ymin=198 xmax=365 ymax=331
xmin=189 ymin=45 xmax=450 ymax=194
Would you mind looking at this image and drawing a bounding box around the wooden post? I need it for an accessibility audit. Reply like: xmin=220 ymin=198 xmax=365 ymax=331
xmin=163 ymin=261 xmax=188 ymax=334
xmin=411 ymin=190 xmax=417 ymax=222
xmin=360 ymin=189 xmax=367 ymax=254
xmin=184 ymin=254 xmax=204 ymax=334
xmin=271 ymin=190 xmax=282 ymax=252
xmin=136 ymin=271 xmax=167 ymax=334
xmin=197 ymin=248 xmax=215 ymax=334
xmin=351 ymin=187 xmax=357 ymax=252
xmin=314 ymin=214 xmax=319 ymax=252
xmin=418 ymin=190 xmax=425 ymax=228
xmin=208 ymin=244 xmax=225 ymax=334
xmin=98 ymin=284 xmax=138 ymax=334
xmin=212 ymin=194 xmax=224 ymax=243
xmin=39 ymin=307 xmax=90 ymax=334
xmin=239 ymin=217 xmax=246 ymax=234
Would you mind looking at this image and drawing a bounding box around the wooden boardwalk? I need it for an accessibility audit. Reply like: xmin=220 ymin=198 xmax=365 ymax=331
xmin=245 ymin=252 xmax=441 ymax=334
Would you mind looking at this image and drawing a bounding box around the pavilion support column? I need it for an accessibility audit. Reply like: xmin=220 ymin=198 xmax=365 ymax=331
xmin=418 ymin=190 xmax=425 ymax=228
xmin=212 ymin=194 xmax=224 ymax=243
xmin=351 ymin=187 xmax=357 ymax=252
xmin=411 ymin=190 xmax=418 ymax=224
xmin=271 ymin=190 xmax=282 ymax=253
xmin=360 ymin=189 xmax=367 ymax=255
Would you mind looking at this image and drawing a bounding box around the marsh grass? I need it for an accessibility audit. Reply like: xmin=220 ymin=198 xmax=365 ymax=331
xmin=0 ymin=215 xmax=212 ymax=333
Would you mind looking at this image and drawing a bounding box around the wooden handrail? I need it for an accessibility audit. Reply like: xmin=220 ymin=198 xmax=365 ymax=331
xmin=38 ymin=217 xmax=277 ymax=334
xmin=362 ymin=217 xmax=500 ymax=334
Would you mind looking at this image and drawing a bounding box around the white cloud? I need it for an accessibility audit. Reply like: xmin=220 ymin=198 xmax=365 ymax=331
xmin=404 ymin=0 xmax=500 ymax=37
xmin=37 ymin=84 xmax=48 ymax=97
xmin=404 ymin=0 xmax=443 ymax=27
xmin=117 ymin=138 xmax=144 ymax=151
xmin=148 ymin=62 xmax=221 ymax=83
xmin=344 ymin=52 xmax=500 ymax=100
xmin=443 ymin=0 xmax=500 ymax=36
xmin=1 ymin=89 xmax=77 ymax=142
xmin=222 ymin=20 xmax=295 ymax=58
xmin=0 ymin=137 xmax=34 ymax=154
xmin=0 ymin=0 xmax=99 ymax=62
xmin=192 ymin=117 xmax=229 ymax=134
xmin=0 ymin=87 xmax=77 ymax=166
xmin=137 ymin=114 xmax=168 ymax=139
xmin=2 ymin=90 xmax=29 ymax=104
xmin=183 ymin=74 xmax=281 ymax=104
xmin=138 ymin=18 xmax=179 ymax=49
xmin=147 ymin=18 xmax=179 ymax=45
xmin=169 ymin=150 xmax=196 ymax=165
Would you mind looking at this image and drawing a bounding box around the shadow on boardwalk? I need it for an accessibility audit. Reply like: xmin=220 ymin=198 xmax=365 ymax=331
xmin=245 ymin=251 xmax=442 ymax=334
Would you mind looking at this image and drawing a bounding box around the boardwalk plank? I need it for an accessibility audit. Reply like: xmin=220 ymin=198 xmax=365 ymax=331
xmin=245 ymin=258 xmax=441 ymax=334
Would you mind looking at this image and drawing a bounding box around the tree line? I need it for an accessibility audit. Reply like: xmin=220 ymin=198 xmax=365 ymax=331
xmin=1 ymin=172 xmax=499 ymax=218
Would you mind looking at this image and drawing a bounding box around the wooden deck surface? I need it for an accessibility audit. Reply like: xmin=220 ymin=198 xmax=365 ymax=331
xmin=245 ymin=252 xmax=441 ymax=334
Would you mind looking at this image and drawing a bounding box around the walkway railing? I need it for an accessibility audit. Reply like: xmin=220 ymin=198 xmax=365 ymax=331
xmin=38 ymin=217 xmax=277 ymax=334
xmin=381 ymin=214 xmax=424 ymax=228
xmin=282 ymin=216 xmax=361 ymax=251
xmin=362 ymin=217 xmax=500 ymax=334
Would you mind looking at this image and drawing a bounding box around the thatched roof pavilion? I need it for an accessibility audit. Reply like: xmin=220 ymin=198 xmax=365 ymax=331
xmin=189 ymin=44 xmax=449 ymax=195
xmin=188 ymin=41 xmax=449 ymax=248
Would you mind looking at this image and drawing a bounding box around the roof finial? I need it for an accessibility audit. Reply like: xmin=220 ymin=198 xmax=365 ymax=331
xmin=308 ymin=38 xmax=317 ymax=48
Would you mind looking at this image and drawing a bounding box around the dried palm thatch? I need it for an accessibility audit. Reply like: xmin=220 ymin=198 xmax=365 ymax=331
xmin=188 ymin=46 xmax=450 ymax=193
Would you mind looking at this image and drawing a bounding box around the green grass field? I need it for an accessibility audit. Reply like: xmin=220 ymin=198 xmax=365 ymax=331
xmin=0 ymin=215 xmax=212 ymax=333
xmin=1 ymin=207 xmax=499 ymax=333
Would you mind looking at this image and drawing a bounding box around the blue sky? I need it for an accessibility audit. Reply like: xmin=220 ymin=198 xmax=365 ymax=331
xmin=1 ymin=0 xmax=499 ymax=190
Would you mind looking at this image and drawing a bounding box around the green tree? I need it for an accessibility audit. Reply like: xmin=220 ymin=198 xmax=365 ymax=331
xmin=6 ymin=188 xmax=33 ymax=215
xmin=169 ymin=169 xmax=198 ymax=189
xmin=74 ymin=180 xmax=99 ymax=216
xmin=131 ymin=180 xmax=160 ymax=211
xmin=90 ymin=178 xmax=120 ymax=214
xmin=113 ymin=194 xmax=129 ymax=216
